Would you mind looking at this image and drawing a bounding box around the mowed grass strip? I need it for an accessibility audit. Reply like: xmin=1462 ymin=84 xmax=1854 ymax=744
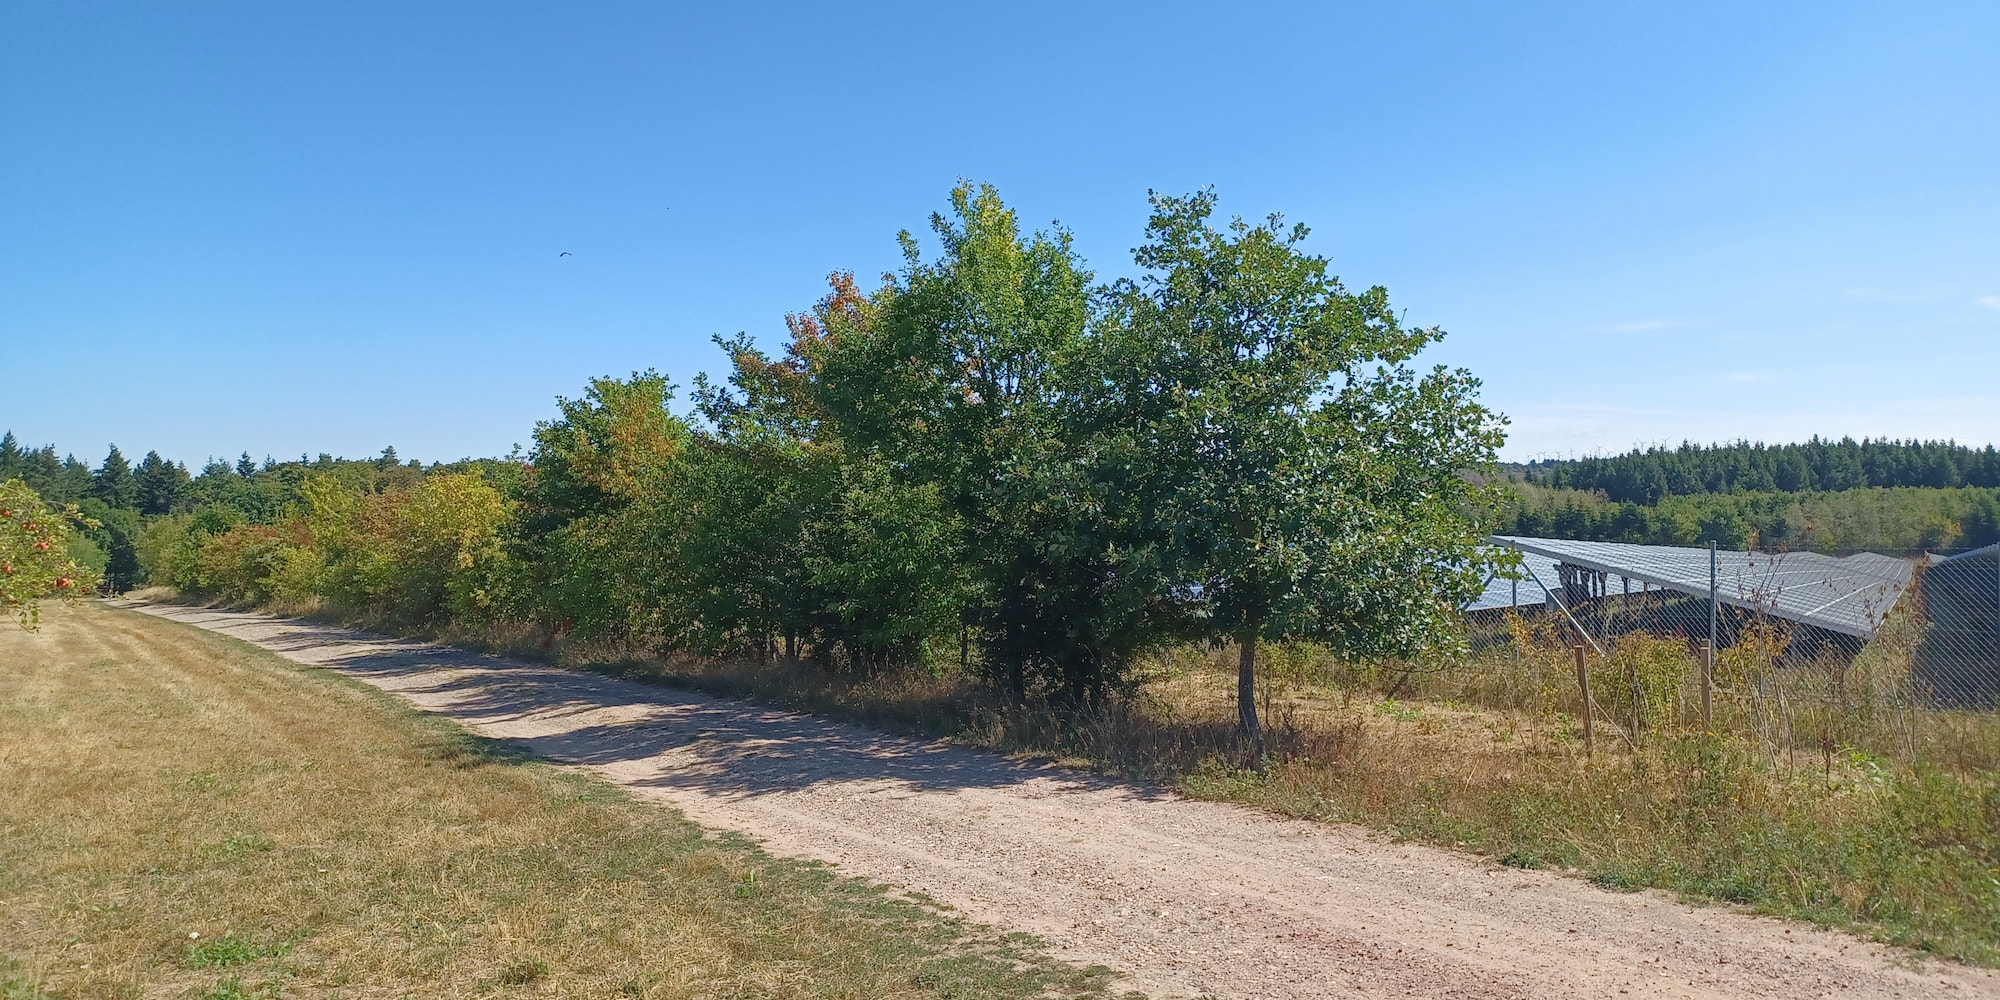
xmin=0 ymin=602 xmax=1118 ymax=1000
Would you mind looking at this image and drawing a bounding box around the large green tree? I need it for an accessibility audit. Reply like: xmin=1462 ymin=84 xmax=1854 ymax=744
xmin=711 ymin=183 xmax=1502 ymax=708
xmin=767 ymin=185 xmax=1169 ymax=701
xmin=693 ymin=287 xmax=977 ymax=672
xmin=1110 ymin=190 xmax=1504 ymax=742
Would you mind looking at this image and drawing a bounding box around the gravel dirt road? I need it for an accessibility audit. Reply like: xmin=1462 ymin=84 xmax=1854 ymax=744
xmin=127 ymin=602 xmax=2000 ymax=1000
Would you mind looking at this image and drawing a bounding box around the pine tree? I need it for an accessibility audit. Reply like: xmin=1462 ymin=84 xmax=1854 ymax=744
xmin=133 ymin=451 xmax=191 ymax=515
xmin=24 ymin=450 xmax=90 ymax=503
xmin=0 ymin=432 xmax=21 ymax=481
xmin=236 ymin=452 xmax=256 ymax=477
xmin=94 ymin=446 xmax=137 ymax=509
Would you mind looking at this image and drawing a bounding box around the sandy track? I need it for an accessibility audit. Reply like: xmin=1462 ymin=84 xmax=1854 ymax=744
xmin=126 ymin=602 xmax=1997 ymax=1000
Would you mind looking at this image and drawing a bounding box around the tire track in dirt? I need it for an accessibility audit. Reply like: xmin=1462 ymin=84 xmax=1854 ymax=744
xmin=126 ymin=601 xmax=2000 ymax=1000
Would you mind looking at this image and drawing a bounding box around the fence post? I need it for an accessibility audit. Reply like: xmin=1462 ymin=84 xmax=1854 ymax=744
xmin=1574 ymin=643 xmax=1593 ymax=756
xmin=1708 ymin=539 xmax=1719 ymax=658
xmin=1707 ymin=539 xmax=1720 ymax=732
xmin=1627 ymin=653 xmax=1643 ymax=746
xmin=1699 ymin=638 xmax=1713 ymax=730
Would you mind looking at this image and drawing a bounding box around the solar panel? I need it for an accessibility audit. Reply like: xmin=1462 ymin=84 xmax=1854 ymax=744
xmin=1487 ymin=536 xmax=1912 ymax=638
xmin=1461 ymin=548 xmax=1561 ymax=611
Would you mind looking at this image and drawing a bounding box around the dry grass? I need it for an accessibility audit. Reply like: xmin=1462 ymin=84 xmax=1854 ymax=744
xmin=108 ymin=589 xmax=2000 ymax=970
xmin=595 ymin=621 xmax=2000 ymax=968
xmin=0 ymin=602 xmax=1118 ymax=1000
xmin=1135 ymin=631 xmax=2000 ymax=967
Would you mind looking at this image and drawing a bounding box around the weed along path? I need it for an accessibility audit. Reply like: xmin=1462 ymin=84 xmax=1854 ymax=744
xmin=129 ymin=602 xmax=1997 ymax=1000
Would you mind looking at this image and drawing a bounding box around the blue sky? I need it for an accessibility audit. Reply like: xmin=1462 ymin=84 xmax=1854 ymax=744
xmin=4 ymin=2 xmax=1996 ymax=466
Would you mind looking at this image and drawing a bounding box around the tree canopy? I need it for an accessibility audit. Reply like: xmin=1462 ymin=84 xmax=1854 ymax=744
xmin=690 ymin=184 xmax=1504 ymax=722
xmin=9 ymin=184 xmax=1506 ymax=739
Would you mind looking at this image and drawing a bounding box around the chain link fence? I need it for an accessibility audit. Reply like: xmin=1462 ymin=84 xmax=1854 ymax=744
xmin=1453 ymin=539 xmax=2000 ymax=757
xmin=1909 ymin=545 xmax=2000 ymax=707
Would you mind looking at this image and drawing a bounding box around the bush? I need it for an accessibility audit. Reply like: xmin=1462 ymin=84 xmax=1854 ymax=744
xmin=194 ymin=522 xmax=317 ymax=607
xmin=136 ymin=512 xmax=203 ymax=590
xmin=139 ymin=472 xmax=513 ymax=623
xmin=308 ymin=472 xmax=515 ymax=624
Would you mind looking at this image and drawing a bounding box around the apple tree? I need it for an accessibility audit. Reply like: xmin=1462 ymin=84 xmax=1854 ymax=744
xmin=1 ymin=478 xmax=103 ymax=629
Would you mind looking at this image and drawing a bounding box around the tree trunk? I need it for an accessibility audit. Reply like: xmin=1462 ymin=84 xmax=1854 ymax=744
xmin=1238 ymin=635 xmax=1261 ymax=747
xmin=784 ymin=632 xmax=797 ymax=663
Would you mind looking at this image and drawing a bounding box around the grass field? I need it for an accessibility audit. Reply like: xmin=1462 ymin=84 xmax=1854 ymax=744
xmin=0 ymin=602 xmax=1118 ymax=1000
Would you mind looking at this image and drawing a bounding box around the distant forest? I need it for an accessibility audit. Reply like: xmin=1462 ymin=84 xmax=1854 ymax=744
xmin=1526 ymin=438 xmax=2000 ymax=503
xmin=1498 ymin=481 xmax=2000 ymax=555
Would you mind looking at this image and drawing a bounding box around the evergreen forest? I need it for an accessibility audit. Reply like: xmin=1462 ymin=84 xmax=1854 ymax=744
xmin=1509 ymin=441 xmax=2000 ymax=553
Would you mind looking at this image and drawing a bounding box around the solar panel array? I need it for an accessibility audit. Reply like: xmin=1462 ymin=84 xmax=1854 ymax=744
xmin=1461 ymin=549 xmax=1562 ymax=612
xmin=1486 ymin=536 xmax=1913 ymax=638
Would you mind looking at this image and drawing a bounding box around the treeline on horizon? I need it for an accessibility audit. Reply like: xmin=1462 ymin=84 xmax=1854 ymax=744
xmin=1499 ymin=482 xmax=2000 ymax=555
xmin=1527 ymin=438 xmax=2000 ymax=502
xmin=1 ymin=185 xmax=1504 ymax=719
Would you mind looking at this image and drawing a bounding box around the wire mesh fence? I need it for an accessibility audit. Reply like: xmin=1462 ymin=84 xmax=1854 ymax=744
xmin=1443 ymin=538 xmax=2000 ymax=765
xmin=1908 ymin=545 xmax=2000 ymax=706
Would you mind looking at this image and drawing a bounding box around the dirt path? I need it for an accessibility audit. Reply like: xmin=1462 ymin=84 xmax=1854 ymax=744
xmin=125 ymin=602 xmax=1998 ymax=1000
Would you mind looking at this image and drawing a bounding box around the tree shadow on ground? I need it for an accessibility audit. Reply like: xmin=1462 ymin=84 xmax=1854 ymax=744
xmin=144 ymin=605 xmax=1171 ymax=804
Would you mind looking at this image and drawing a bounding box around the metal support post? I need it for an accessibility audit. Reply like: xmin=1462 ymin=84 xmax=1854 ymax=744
xmin=1709 ymin=540 xmax=1719 ymax=662
xmin=1700 ymin=639 xmax=1713 ymax=730
xmin=1575 ymin=643 xmax=1593 ymax=756
xmin=1708 ymin=540 xmax=1719 ymax=732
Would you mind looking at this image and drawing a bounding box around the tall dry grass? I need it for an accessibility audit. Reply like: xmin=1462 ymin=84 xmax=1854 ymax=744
xmin=602 ymin=607 xmax=2000 ymax=967
xmin=1155 ymin=615 xmax=2000 ymax=967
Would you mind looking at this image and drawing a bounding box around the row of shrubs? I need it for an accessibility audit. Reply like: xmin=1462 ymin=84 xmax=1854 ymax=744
xmin=121 ymin=184 xmax=1505 ymax=710
xmin=138 ymin=471 xmax=512 ymax=625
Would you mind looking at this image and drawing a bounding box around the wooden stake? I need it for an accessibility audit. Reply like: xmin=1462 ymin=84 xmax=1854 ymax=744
xmin=1574 ymin=643 xmax=1592 ymax=756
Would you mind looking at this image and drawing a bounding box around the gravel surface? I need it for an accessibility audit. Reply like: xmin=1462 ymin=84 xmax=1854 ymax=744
xmin=129 ymin=602 xmax=2000 ymax=1000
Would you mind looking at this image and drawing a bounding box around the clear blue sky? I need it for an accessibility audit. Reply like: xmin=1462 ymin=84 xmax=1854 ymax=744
xmin=5 ymin=2 xmax=1996 ymax=467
